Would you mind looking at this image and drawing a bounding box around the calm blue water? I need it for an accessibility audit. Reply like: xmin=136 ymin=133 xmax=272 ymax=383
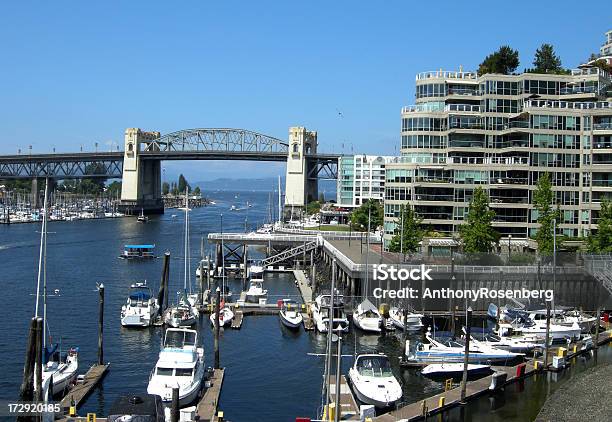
xmin=1 ymin=189 xmax=609 ymax=421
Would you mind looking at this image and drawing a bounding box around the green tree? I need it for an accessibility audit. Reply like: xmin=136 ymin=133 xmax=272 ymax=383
xmin=478 ymin=46 xmax=520 ymax=75
xmin=193 ymin=186 xmax=201 ymax=196
xmin=318 ymin=192 xmax=325 ymax=203
xmin=350 ymin=199 xmax=383 ymax=231
xmin=162 ymin=182 xmax=170 ymax=195
xmin=591 ymin=59 xmax=612 ymax=74
xmin=171 ymin=182 xmax=179 ymax=196
xmin=533 ymin=173 xmax=560 ymax=255
xmin=306 ymin=200 xmax=321 ymax=215
xmin=459 ymin=187 xmax=500 ymax=253
xmin=388 ymin=204 xmax=423 ymax=254
xmin=588 ymin=199 xmax=612 ymax=252
xmin=178 ymin=174 xmax=190 ymax=193
xmin=106 ymin=181 xmax=122 ymax=196
xmin=533 ymin=43 xmax=563 ymax=74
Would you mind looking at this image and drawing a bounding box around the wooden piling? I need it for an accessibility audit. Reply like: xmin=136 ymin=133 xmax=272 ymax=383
xmin=158 ymin=252 xmax=170 ymax=314
xmin=171 ymin=387 xmax=179 ymax=422
xmin=98 ymin=284 xmax=104 ymax=366
xmin=34 ymin=317 xmax=43 ymax=402
xmin=18 ymin=318 xmax=38 ymax=408
xmin=460 ymin=307 xmax=472 ymax=403
xmin=214 ymin=287 xmax=221 ymax=369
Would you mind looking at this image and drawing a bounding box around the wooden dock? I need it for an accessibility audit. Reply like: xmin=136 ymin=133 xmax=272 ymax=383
xmin=60 ymin=363 xmax=110 ymax=412
xmin=327 ymin=375 xmax=360 ymax=420
xmin=293 ymin=270 xmax=313 ymax=302
xmin=375 ymin=329 xmax=612 ymax=421
xmin=231 ymin=310 xmax=244 ymax=329
xmin=196 ymin=368 xmax=225 ymax=422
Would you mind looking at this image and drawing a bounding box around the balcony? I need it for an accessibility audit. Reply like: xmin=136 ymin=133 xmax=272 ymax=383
xmin=594 ymin=122 xmax=612 ymax=131
xmin=414 ymin=176 xmax=454 ymax=183
xmin=447 ymin=156 xmax=529 ymax=165
xmin=571 ymin=67 xmax=610 ymax=78
xmin=449 ymin=121 xmax=485 ymax=130
xmin=490 ymin=177 xmax=529 ymax=185
xmin=490 ymin=196 xmax=529 ymax=204
xmin=524 ymin=100 xmax=612 ymax=110
xmin=445 ymin=104 xmax=481 ymax=112
xmin=414 ymin=193 xmax=455 ymax=202
xmin=559 ymin=86 xmax=597 ymax=95
xmin=416 ymin=70 xmax=478 ymax=81
xmin=448 ymin=87 xmax=481 ymax=96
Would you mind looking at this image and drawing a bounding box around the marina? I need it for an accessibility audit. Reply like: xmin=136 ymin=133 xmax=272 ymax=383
xmin=3 ymin=191 xmax=612 ymax=421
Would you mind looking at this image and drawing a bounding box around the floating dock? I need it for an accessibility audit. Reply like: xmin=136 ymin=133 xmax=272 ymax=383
xmin=60 ymin=363 xmax=110 ymax=413
xmin=375 ymin=329 xmax=612 ymax=421
xmin=196 ymin=368 xmax=226 ymax=422
xmin=293 ymin=269 xmax=313 ymax=302
xmin=327 ymin=375 xmax=360 ymax=420
xmin=231 ymin=310 xmax=244 ymax=329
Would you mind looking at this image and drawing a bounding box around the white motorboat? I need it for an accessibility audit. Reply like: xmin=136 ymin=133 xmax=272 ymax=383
xmin=421 ymin=363 xmax=492 ymax=380
xmin=555 ymin=310 xmax=598 ymax=333
xmin=246 ymin=265 xmax=267 ymax=303
xmin=348 ymin=354 xmax=403 ymax=409
xmin=246 ymin=280 xmax=268 ymax=303
xmin=388 ymin=307 xmax=424 ymax=332
xmin=353 ymin=299 xmax=382 ymax=333
xmin=406 ymin=331 xmax=522 ymax=364
xmin=515 ymin=320 xmax=581 ymax=342
xmin=210 ymin=306 xmax=234 ymax=327
xmin=121 ymin=282 xmax=160 ymax=327
xmin=147 ymin=328 xmax=205 ymax=407
xmin=310 ymin=293 xmax=349 ymax=333
xmin=164 ymin=300 xmax=197 ymax=328
xmin=470 ymin=329 xmax=544 ymax=354
xmin=279 ymin=299 xmax=303 ymax=329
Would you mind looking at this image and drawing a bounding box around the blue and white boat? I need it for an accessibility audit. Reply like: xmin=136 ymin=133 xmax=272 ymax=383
xmin=119 ymin=244 xmax=156 ymax=260
xmin=121 ymin=282 xmax=159 ymax=327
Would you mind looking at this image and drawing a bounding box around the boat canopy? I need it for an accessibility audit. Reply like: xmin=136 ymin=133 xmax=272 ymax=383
xmin=129 ymin=289 xmax=152 ymax=301
xmin=125 ymin=244 xmax=155 ymax=249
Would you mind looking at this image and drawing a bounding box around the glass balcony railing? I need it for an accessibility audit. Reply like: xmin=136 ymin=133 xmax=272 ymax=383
xmin=447 ymin=87 xmax=482 ymax=96
xmin=525 ymin=100 xmax=612 ymax=110
xmin=447 ymin=156 xmax=529 ymax=165
xmin=559 ymin=86 xmax=597 ymax=95
xmin=414 ymin=194 xmax=455 ymax=202
xmin=449 ymin=122 xmax=485 ymax=129
xmin=594 ymin=122 xmax=612 ymax=130
xmin=445 ymin=104 xmax=481 ymax=112
xmin=416 ymin=70 xmax=478 ymax=80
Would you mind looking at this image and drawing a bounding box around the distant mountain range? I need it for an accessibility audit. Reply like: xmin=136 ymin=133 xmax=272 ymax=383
xmin=195 ymin=177 xmax=337 ymax=196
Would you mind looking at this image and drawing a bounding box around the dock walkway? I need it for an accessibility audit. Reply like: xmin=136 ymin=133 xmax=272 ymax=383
xmin=293 ymin=269 xmax=313 ymax=303
xmin=196 ymin=368 xmax=225 ymax=422
xmin=327 ymin=375 xmax=360 ymax=420
xmin=60 ymin=363 xmax=110 ymax=412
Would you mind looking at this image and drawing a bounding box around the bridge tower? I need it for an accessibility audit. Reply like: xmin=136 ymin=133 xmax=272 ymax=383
xmin=119 ymin=128 xmax=164 ymax=214
xmin=284 ymin=126 xmax=318 ymax=220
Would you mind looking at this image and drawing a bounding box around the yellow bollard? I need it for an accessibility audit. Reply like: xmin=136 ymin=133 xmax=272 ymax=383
xmin=86 ymin=414 xmax=96 ymax=422
xmin=438 ymin=396 xmax=445 ymax=408
xmin=573 ymin=344 xmax=578 ymax=354
xmin=69 ymin=398 xmax=76 ymax=417
xmin=217 ymin=410 xmax=224 ymax=422
xmin=534 ymin=360 xmax=539 ymax=370
xmin=557 ymin=347 xmax=567 ymax=357
xmin=327 ymin=403 xmax=336 ymax=421
xmin=444 ymin=378 xmax=453 ymax=391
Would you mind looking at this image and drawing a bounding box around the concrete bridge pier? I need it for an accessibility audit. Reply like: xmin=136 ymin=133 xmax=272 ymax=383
xmin=119 ymin=128 xmax=164 ymax=215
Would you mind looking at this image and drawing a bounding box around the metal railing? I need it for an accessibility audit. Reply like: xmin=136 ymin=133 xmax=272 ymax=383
xmin=525 ymin=100 xmax=612 ymax=110
xmin=416 ymin=70 xmax=478 ymax=80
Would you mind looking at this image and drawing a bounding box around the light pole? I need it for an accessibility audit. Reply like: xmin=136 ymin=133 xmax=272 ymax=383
xmin=508 ymin=234 xmax=512 ymax=262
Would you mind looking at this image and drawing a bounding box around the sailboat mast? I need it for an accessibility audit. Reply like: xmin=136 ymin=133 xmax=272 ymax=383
xmin=277 ymin=175 xmax=281 ymax=224
xmin=42 ymin=179 xmax=49 ymax=351
xmin=34 ymin=179 xmax=49 ymax=319
xmin=184 ymin=190 xmax=188 ymax=295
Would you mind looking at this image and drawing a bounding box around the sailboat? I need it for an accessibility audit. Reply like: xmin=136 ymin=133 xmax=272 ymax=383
xmin=34 ymin=181 xmax=79 ymax=398
xmin=137 ymin=208 xmax=148 ymax=223
xmin=210 ymin=213 xmax=234 ymax=327
xmin=164 ymin=191 xmax=198 ymax=328
xmin=120 ymin=281 xmax=160 ymax=327
xmin=388 ymin=307 xmax=424 ymax=332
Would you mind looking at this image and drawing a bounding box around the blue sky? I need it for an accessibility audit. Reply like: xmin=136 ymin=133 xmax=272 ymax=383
xmin=0 ymin=1 xmax=609 ymax=181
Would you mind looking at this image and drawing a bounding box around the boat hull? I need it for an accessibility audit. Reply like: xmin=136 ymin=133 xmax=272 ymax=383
xmin=348 ymin=372 xmax=401 ymax=409
xmin=279 ymin=312 xmax=302 ymax=329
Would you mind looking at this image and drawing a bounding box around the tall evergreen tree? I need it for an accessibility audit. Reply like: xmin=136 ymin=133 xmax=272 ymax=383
xmin=533 ymin=173 xmax=559 ymax=255
xmin=533 ymin=43 xmax=563 ymax=74
xmin=388 ymin=204 xmax=423 ymax=254
xmin=588 ymin=199 xmax=612 ymax=252
xmin=478 ymin=46 xmax=520 ymax=75
xmin=459 ymin=187 xmax=500 ymax=253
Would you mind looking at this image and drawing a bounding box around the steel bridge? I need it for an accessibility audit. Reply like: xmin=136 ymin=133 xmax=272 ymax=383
xmin=0 ymin=127 xmax=339 ymax=214
xmin=0 ymin=128 xmax=338 ymax=179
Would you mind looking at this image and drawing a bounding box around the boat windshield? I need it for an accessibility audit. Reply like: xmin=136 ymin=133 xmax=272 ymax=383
xmin=165 ymin=330 xmax=197 ymax=348
xmin=356 ymin=356 xmax=393 ymax=377
xmin=156 ymin=367 xmax=173 ymax=376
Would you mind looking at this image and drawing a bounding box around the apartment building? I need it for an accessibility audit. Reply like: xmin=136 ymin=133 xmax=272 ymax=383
xmin=337 ymin=155 xmax=394 ymax=207
xmin=383 ymin=63 xmax=612 ymax=247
